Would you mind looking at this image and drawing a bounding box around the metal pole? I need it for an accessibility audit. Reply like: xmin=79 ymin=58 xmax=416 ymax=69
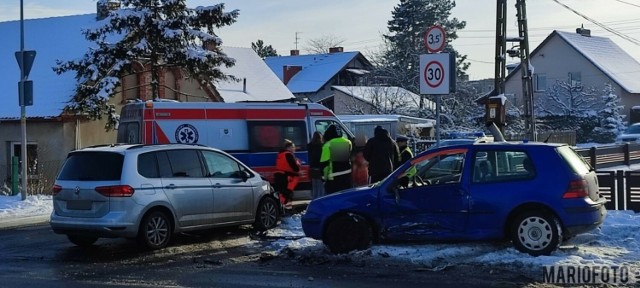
xmin=436 ymin=95 xmax=441 ymax=144
xmin=20 ymin=0 xmax=28 ymax=200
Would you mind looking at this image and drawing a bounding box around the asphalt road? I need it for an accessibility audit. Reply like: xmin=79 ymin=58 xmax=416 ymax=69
xmin=0 ymin=223 xmax=566 ymax=288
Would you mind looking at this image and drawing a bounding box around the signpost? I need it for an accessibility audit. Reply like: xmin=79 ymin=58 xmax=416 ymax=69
xmin=421 ymin=25 xmax=454 ymax=145
xmin=424 ymin=26 xmax=446 ymax=53
xmin=420 ymin=54 xmax=450 ymax=95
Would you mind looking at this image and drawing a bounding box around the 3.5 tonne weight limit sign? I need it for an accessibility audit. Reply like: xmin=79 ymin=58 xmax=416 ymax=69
xmin=420 ymin=53 xmax=450 ymax=95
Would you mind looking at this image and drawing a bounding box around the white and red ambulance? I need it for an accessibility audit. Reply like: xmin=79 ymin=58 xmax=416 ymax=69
xmin=116 ymin=101 xmax=354 ymax=196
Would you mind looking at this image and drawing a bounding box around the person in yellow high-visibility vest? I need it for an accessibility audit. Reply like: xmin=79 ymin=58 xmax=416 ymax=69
xmin=320 ymin=125 xmax=352 ymax=194
xmin=396 ymin=136 xmax=414 ymax=167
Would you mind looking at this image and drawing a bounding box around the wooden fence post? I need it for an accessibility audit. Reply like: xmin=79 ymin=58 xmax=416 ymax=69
xmin=590 ymin=146 xmax=597 ymax=168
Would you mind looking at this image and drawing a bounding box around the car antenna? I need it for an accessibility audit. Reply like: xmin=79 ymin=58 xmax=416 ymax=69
xmin=543 ymin=132 xmax=553 ymax=143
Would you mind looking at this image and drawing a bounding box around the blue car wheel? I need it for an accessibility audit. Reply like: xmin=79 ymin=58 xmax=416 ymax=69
xmin=510 ymin=211 xmax=562 ymax=256
xmin=323 ymin=214 xmax=372 ymax=254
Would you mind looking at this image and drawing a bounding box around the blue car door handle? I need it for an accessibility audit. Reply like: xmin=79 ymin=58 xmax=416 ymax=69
xmin=165 ymin=184 xmax=176 ymax=189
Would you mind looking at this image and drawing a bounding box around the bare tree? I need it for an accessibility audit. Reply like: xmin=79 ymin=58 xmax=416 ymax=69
xmin=537 ymin=80 xmax=599 ymax=117
xmin=303 ymin=34 xmax=346 ymax=54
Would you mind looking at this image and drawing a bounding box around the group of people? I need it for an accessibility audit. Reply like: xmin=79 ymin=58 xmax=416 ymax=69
xmin=273 ymin=125 xmax=414 ymax=209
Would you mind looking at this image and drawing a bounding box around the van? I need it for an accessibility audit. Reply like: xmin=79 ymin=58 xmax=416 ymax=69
xmin=116 ymin=101 xmax=354 ymax=197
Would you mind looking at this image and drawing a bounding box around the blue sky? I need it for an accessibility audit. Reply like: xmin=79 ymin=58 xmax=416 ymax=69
xmin=1 ymin=0 xmax=639 ymax=80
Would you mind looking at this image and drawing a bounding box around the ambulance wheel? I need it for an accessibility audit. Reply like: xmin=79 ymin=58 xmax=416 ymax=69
xmin=324 ymin=214 xmax=372 ymax=254
xmin=253 ymin=197 xmax=280 ymax=231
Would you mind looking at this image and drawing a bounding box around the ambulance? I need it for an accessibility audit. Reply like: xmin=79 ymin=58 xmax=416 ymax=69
xmin=116 ymin=101 xmax=354 ymax=196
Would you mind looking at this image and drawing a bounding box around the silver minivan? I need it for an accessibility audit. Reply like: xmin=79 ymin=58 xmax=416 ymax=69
xmin=50 ymin=143 xmax=280 ymax=250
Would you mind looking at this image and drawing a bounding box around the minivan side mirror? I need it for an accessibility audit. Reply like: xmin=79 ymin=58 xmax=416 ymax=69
xmin=239 ymin=170 xmax=251 ymax=182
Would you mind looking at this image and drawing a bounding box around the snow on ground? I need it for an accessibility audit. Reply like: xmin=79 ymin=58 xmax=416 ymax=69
xmin=2 ymin=194 xmax=639 ymax=278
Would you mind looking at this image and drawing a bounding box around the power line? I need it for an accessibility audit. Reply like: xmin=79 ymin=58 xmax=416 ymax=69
xmin=550 ymin=0 xmax=640 ymax=46
xmin=613 ymin=0 xmax=640 ymax=8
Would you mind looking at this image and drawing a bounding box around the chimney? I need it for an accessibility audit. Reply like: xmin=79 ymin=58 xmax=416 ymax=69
xmin=283 ymin=65 xmax=302 ymax=85
xmin=290 ymin=49 xmax=300 ymax=56
xmin=576 ymin=25 xmax=591 ymax=37
xmin=96 ymin=0 xmax=121 ymax=20
xmin=329 ymin=47 xmax=344 ymax=53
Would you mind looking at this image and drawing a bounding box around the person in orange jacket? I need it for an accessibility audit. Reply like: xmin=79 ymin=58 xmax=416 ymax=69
xmin=351 ymin=134 xmax=369 ymax=187
xmin=274 ymin=139 xmax=301 ymax=210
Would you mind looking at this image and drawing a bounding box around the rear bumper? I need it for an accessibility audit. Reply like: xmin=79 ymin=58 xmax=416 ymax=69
xmin=50 ymin=212 xmax=139 ymax=238
xmin=563 ymin=200 xmax=607 ymax=237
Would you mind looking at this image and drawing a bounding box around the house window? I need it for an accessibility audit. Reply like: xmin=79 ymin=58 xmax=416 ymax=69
xmin=10 ymin=142 xmax=38 ymax=178
xmin=534 ymin=73 xmax=547 ymax=92
xmin=568 ymin=72 xmax=582 ymax=91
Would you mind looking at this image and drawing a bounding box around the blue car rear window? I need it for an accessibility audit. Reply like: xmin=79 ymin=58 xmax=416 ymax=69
xmin=58 ymin=152 xmax=124 ymax=181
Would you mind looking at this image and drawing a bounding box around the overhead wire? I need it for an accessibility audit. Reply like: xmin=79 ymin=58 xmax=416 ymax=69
xmin=550 ymin=0 xmax=640 ymax=46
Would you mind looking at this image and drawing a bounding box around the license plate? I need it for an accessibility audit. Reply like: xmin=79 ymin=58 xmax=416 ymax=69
xmin=67 ymin=200 xmax=92 ymax=210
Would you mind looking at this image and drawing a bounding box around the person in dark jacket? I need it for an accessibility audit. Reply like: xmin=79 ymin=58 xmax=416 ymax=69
xmin=274 ymin=139 xmax=300 ymax=210
xmin=307 ymin=131 xmax=325 ymax=199
xmin=363 ymin=126 xmax=399 ymax=183
xmin=396 ymin=136 xmax=413 ymax=167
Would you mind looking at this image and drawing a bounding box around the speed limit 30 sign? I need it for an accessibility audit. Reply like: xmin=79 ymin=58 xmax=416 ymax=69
xmin=420 ymin=53 xmax=450 ymax=95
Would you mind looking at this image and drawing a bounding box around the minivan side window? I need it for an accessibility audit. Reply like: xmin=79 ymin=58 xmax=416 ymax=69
xmin=248 ymin=121 xmax=307 ymax=152
xmin=164 ymin=150 xmax=204 ymax=178
xmin=138 ymin=152 xmax=159 ymax=178
xmin=201 ymin=150 xmax=243 ymax=178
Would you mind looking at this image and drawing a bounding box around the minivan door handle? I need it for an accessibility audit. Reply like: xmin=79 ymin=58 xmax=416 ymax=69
xmin=213 ymin=183 xmax=222 ymax=188
xmin=165 ymin=184 xmax=176 ymax=190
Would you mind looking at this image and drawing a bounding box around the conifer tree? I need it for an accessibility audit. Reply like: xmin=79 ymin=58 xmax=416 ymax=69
xmin=54 ymin=0 xmax=239 ymax=130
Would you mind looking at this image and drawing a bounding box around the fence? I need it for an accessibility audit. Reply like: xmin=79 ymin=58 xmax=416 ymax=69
xmin=1 ymin=160 xmax=63 ymax=196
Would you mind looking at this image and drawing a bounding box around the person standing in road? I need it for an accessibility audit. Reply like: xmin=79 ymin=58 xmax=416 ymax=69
xmin=308 ymin=131 xmax=325 ymax=199
xmin=320 ymin=125 xmax=353 ymax=194
xmin=274 ymin=139 xmax=301 ymax=210
xmin=351 ymin=134 xmax=369 ymax=187
xmin=396 ymin=136 xmax=414 ymax=167
xmin=363 ymin=126 xmax=399 ymax=183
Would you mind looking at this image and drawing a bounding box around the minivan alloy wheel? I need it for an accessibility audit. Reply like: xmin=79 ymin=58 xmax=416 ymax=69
xmin=253 ymin=197 xmax=279 ymax=231
xmin=138 ymin=211 xmax=172 ymax=250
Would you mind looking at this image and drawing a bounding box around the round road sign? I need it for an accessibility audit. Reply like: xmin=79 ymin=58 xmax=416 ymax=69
xmin=424 ymin=60 xmax=445 ymax=88
xmin=424 ymin=26 xmax=446 ymax=53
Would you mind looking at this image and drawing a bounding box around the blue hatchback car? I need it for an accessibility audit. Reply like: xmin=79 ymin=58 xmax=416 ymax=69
xmin=302 ymin=142 xmax=607 ymax=256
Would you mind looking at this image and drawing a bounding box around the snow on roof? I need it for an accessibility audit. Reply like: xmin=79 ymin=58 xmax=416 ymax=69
xmin=554 ymin=30 xmax=640 ymax=93
xmin=215 ymin=47 xmax=295 ymax=102
xmin=0 ymin=14 xmax=292 ymax=120
xmin=332 ymin=85 xmax=437 ymax=111
xmin=264 ymin=52 xmax=363 ymax=93
xmin=0 ymin=14 xmax=96 ymax=119
xmin=508 ymin=30 xmax=640 ymax=94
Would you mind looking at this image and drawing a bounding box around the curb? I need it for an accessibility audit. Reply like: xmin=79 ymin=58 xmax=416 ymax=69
xmin=0 ymin=214 xmax=50 ymax=230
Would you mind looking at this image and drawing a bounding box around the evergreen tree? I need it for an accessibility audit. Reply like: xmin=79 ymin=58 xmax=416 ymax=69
xmin=54 ymin=0 xmax=239 ymax=130
xmin=251 ymin=40 xmax=278 ymax=58
xmin=592 ymin=83 xmax=626 ymax=143
xmin=379 ymin=0 xmax=467 ymax=94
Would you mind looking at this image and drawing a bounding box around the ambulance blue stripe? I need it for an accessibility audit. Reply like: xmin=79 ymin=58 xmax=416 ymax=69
xmin=231 ymin=152 xmax=309 ymax=167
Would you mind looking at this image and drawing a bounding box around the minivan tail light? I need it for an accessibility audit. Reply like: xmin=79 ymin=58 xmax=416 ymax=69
xmin=563 ymin=179 xmax=588 ymax=199
xmin=95 ymin=185 xmax=135 ymax=197
xmin=52 ymin=185 xmax=62 ymax=195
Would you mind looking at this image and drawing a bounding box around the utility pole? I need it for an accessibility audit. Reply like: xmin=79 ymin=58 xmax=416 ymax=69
xmin=515 ymin=0 xmax=536 ymax=141
xmin=489 ymin=0 xmax=535 ymax=141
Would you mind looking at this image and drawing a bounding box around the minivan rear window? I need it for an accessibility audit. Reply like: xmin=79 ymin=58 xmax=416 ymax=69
xmin=57 ymin=152 xmax=124 ymax=181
